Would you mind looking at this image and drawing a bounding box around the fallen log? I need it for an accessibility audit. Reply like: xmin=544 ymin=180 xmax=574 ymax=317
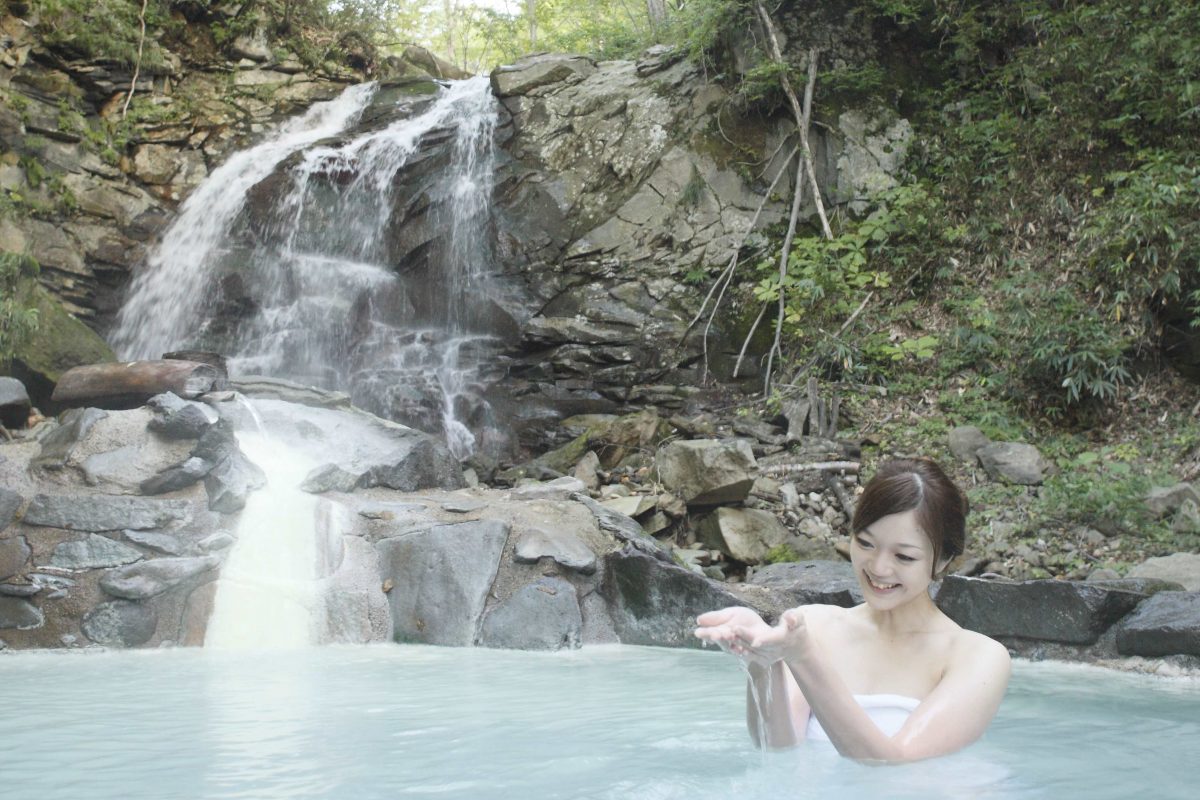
xmin=51 ymin=360 xmax=223 ymax=410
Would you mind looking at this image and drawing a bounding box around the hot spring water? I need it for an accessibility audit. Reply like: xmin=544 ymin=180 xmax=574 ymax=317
xmin=1 ymin=646 xmax=1196 ymax=799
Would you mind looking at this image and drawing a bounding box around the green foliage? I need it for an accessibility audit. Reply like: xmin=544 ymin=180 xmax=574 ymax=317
xmin=665 ymin=0 xmax=747 ymax=70
xmin=1083 ymin=153 xmax=1200 ymax=334
xmin=28 ymin=0 xmax=170 ymax=69
xmin=1036 ymin=449 xmax=1163 ymax=538
xmin=0 ymin=252 xmax=40 ymax=363
xmin=1002 ymin=276 xmax=1133 ymax=408
xmin=763 ymin=543 xmax=800 ymax=564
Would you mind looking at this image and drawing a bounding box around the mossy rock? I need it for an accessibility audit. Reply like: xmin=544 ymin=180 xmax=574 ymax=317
xmin=2 ymin=277 xmax=114 ymax=410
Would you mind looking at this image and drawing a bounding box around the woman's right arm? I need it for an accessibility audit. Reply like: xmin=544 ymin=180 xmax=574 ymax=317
xmin=696 ymin=606 xmax=811 ymax=748
xmin=745 ymin=659 xmax=811 ymax=748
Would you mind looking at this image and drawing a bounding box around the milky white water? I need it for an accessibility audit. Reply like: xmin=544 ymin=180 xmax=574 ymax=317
xmin=0 ymin=647 xmax=1196 ymax=799
xmin=203 ymin=429 xmax=321 ymax=649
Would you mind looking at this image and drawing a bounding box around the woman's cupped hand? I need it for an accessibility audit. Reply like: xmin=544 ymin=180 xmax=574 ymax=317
xmin=694 ymin=606 xmax=807 ymax=666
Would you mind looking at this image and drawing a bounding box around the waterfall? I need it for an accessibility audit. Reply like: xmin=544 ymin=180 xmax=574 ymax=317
xmin=112 ymin=77 xmax=505 ymax=459
xmin=203 ymin=426 xmax=321 ymax=649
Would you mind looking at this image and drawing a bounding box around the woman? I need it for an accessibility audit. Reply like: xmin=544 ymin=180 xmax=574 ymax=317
xmin=694 ymin=458 xmax=1010 ymax=763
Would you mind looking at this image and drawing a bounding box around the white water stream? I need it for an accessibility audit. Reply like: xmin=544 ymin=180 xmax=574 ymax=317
xmin=202 ymin=428 xmax=321 ymax=649
xmin=112 ymin=77 xmax=503 ymax=460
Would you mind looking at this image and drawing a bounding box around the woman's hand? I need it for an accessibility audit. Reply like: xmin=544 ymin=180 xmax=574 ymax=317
xmin=695 ymin=607 xmax=808 ymax=666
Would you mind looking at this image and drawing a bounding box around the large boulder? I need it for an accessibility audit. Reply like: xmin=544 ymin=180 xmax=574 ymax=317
xmin=478 ymin=576 xmax=583 ymax=651
xmin=50 ymin=533 xmax=144 ymax=569
xmin=99 ymin=555 xmax=220 ymax=600
xmin=514 ymin=527 xmax=597 ymax=575
xmin=81 ymin=599 xmax=157 ymax=647
xmin=696 ymin=506 xmax=791 ymax=565
xmin=24 ymin=494 xmax=191 ymax=532
xmin=376 ymin=519 xmax=510 ymax=646
xmin=748 ymin=561 xmax=865 ymax=607
xmin=1114 ymin=592 xmax=1200 ymax=657
xmin=1127 ymin=553 xmax=1200 ymax=592
xmin=600 ymin=544 xmax=754 ymax=648
xmin=655 ymin=438 xmax=757 ymax=506
xmin=976 ymin=442 xmax=1051 ymax=485
xmin=935 ymin=575 xmax=1145 ymax=644
xmin=231 ymin=400 xmax=465 ymax=494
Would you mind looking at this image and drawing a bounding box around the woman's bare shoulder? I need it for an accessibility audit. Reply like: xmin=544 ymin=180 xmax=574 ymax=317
xmin=950 ymin=627 xmax=1012 ymax=671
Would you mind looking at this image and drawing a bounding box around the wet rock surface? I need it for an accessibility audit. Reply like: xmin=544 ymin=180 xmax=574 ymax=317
xmin=936 ymin=575 xmax=1146 ymax=644
xmin=1114 ymin=592 xmax=1200 ymax=657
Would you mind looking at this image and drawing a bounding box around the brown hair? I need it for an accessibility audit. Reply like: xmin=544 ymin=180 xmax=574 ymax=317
xmin=851 ymin=458 xmax=968 ymax=575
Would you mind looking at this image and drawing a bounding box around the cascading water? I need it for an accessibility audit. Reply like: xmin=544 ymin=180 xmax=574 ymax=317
xmin=111 ymin=78 xmax=506 ymax=646
xmin=111 ymin=76 xmax=505 ymax=460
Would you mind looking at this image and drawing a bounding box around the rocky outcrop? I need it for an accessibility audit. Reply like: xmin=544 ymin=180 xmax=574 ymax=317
xmin=936 ymin=575 xmax=1146 ymax=645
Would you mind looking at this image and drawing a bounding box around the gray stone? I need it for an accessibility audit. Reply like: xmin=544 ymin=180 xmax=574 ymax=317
xmin=0 ymin=376 xmax=30 ymax=428
xmin=51 ymin=534 xmax=145 ymax=569
xmin=935 ymin=575 xmax=1145 ymax=644
xmin=131 ymin=144 xmax=180 ymax=185
xmin=601 ymin=544 xmax=751 ymax=648
xmin=300 ymin=463 xmax=360 ymax=493
xmin=0 ymin=597 xmax=43 ymax=630
xmin=32 ymin=408 xmax=108 ymax=470
xmin=600 ymin=495 xmax=656 ymax=518
xmin=1144 ymin=483 xmax=1200 ymax=517
xmin=25 ymin=494 xmax=192 ymax=532
xmin=147 ymin=394 xmax=215 ymax=439
xmin=441 ymin=498 xmax=486 ymax=514
xmin=361 ymin=437 xmax=466 ymax=492
xmin=100 ymin=555 xmax=220 ymax=600
xmin=81 ymin=600 xmax=158 ymax=647
xmin=491 ymin=54 xmax=597 ymax=97
xmin=655 ymin=438 xmax=757 ymax=506
xmin=748 ymin=561 xmax=864 ymax=607
xmin=478 ymin=577 xmax=583 ymax=650
xmin=0 ymin=583 xmax=39 ymax=597
xmin=732 ymin=416 xmax=787 ymax=446
xmin=1127 ymin=553 xmax=1200 ymax=592
xmin=1114 ymin=592 xmax=1200 ymax=657
xmin=511 ymin=476 xmax=587 ymax=500
xmin=948 ymin=426 xmax=990 ymax=462
xmin=204 ymin=451 xmax=267 ymax=513
xmin=140 ymin=457 xmax=213 ymax=495
xmin=376 ymin=519 xmax=509 ymax=646
xmin=571 ymin=492 xmax=667 ymax=560
xmin=122 ymin=529 xmax=188 ymax=556
xmin=976 ymin=442 xmax=1050 ymax=485
xmin=0 ymin=536 xmax=31 ymax=581
xmin=199 ymin=532 xmax=236 ymax=552
xmin=573 ymin=451 xmax=601 ymax=490
xmin=0 ymin=488 xmax=24 ymax=532
xmin=695 ymin=506 xmax=791 ymax=565
xmin=514 ymin=528 xmax=597 ymax=574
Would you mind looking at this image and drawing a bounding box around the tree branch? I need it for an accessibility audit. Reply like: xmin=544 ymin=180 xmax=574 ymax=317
xmin=121 ymin=0 xmax=149 ymax=119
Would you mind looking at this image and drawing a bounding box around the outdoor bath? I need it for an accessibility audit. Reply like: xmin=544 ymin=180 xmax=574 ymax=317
xmin=1 ymin=645 xmax=1196 ymax=799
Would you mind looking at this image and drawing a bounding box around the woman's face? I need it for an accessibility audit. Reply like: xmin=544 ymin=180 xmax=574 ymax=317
xmin=850 ymin=508 xmax=939 ymax=610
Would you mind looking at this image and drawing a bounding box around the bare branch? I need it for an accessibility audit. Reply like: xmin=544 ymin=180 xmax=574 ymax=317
xmin=121 ymin=0 xmax=149 ymax=119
